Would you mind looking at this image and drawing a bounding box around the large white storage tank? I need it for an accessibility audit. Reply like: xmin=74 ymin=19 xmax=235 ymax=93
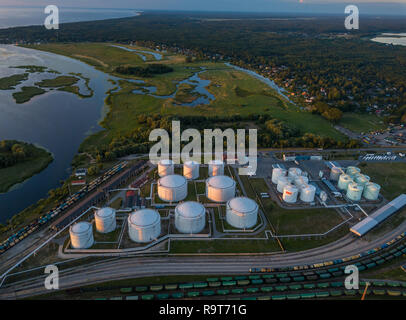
xmin=128 ymin=209 xmax=161 ymax=243
xmin=288 ymin=167 xmax=302 ymax=179
xmin=206 ymin=175 xmax=236 ymax=202
xmin=271 ymin=167 xmax=286 ymax=184
xmin=183 ymin=161 xmax=199 ymax=180
xmin=363 ymin=182 xmax=381 ymax=201
xmin=346 ymin=166 xmax=361 ymax=178
xmin=300 ymin=184 xmax=316 ymax=203
xmin=330 ymin=167 xmax=342 ymax=181
xmin=277 ymin=176 xmax=289 ymax=193
xmin=208 ymin=160 xmax=224 ymax=177
xmin=69 ymin=222 xmax=94 ymax=249
xmin=175 ymin=201 xmax=206 ymax=234
xmin=157 ymin=174 xmax=188 ymax=202
xmin=346 ymin=182 xmax=364 ymax=201
xmin=338 ymin=174 xmax=353 ymax=191
xmin=294 ymin=176 xmax=309 ymax=189
xmin=158 ymin=159 xmax=174 ymax=177
xmin=354 ymin=174 xmax=370 ymax=187
xmin=94 ymin=207 xmax=116 ymax=233
xmin=283 ymin=185 xmax=299 ymax=203
xmin=226 ymin=197 xmax=258 ymax=229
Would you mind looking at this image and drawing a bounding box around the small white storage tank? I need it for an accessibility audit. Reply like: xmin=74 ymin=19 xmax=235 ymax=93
xmin=94 ymin=207 xmax=116 ymax=233
xmin=338 ymin=174 xmax=353 ymax=191
xmin=208 ymin=159 xmax=224 ymax=177
xmin=175 ymin=201 xmax=206 ymax=234
xmin=69 ymin=222 xmax=94 ymax=249
xmin=158 ymin=174 xmax=188 ymax=202
xmin=363 ymin=182 xmax=381 ymax=201
xmin=272 ymin=167 xmax=286 ymax=184
xmin=355 ymin=174 xmax=370 ymax=187
xmin=128 ymin=209 xmax=161 ymax=243
xmin=288 ymin=167 xmax=302 ymax=179
xmin=346 ymin=166 xmax=361 ymax=178
xmin=206 ymin=175 xmax=236 ymax=202
xmin=346 ymin=182 xmax=364 ymax=201
xmin=300 ymin=184 xmax=316 ymax=203
xmin=158 ymin=159 xmax=174 ymax=177
xmin=183 ymin=161 xmax=199 ymax=180
xmin=330 ymin=167 xmax=342 ymax=181
xmin=283 ymin=185 xmax=299 ymax=203
xmin=277 ymin=176 xmax=289 ymax=193
xmin=226 ymin=197 xmax=258 ymax=229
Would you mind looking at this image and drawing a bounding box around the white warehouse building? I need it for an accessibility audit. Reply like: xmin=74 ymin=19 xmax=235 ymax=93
xmin=226 ymin=197 xmax=258 ymax=229
xmin=208 ymin=159 xmax=224 ymax=177
xmin=158 ymin=174 xmax=188 ymax=202
xmin=158 ymin=159 xmax=174 ymax=177
xmin=128 ymin=209 xmax=161 ymax=243
xmin=183 ymin=161 xmax=200 ymax=180
xmin=69 ymin=222 xmax=94 ymax=249
xmin=94 ymin=207 xmax=116 ymax=233
xmin=175 ymin=201 xmax=206 ymax=234
xmin=206 ymin=175 xmax=236 ymax=202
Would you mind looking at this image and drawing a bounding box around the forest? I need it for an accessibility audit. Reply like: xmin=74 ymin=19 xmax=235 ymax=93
xmin=115 ymin=64 xmax=173 ymax=77
xmin=0 ymin=140 xmax=34 ymax=168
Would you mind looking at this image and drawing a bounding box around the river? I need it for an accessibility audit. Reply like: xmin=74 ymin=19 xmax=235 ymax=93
xmin=0 ymin=45 xmax=115 ymax=223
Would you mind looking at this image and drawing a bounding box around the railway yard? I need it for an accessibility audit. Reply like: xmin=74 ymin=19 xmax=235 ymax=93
xmin=1 ymin=150 xmax=406 ymax=300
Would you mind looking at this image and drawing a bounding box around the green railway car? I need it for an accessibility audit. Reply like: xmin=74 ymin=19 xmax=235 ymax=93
xmin=303 ymin=283 xmax=316 ymax=289
xmin=208 ymin=282 xmax=221 ymax=287
xmin=257 ymin=296 xmax=271 ymax=301
xmin=286 ymin=294 xmax=301 ymax=300
xmin=366 ymin=262 xmax=377 ymax=269
xmin=120 ymin=287 xmax=132 ymax=293
xmin=202 ymin=290 xmax=215 ymax=296
xmin=125 ymin=296 xmax=139 ymax=300
xmin=376 ymin=259 xmax=385 ymax=265
xmin=141 ymin=294 xmax=154 ymax=300
xmin=331 ymin=282 xmax=343 ymax=288
xmin=179 ymin=283 xmax=194 ymax=290
xmin=262 ymin=274 xmax=275 ymax=279
xmin=221 ymin=277 xmax=233 ymax=281
xmin=248 ymin=275 xmax=261 ymax=280
xmin=157 ymin=293 xmax=170 ymax=299
xmin=231 ymin=288 xmax=245 ymax=294
xmin=194 ymin=282 xmax=208 ymax=289
xmin=235 ymin=276 xmax=248 ymax=280
xmin=387 ymin=281 xmax=401 ymax=288
xmin=246 ymin=287 xmax=259 ymax=293
xmin=271 ymin=295 xmax=286 ymax=300
xmin=279 ymin=277 xmax=291 ymax=283
xmin=316 ymin=291 xmax=330 ymax=298
xmin=187 ymin=291 xmax=200 ymax=298
xmin=320 ymin=273 xmax=332 ymax=279
xmin=293 ymin=276 xmax=305 ymax=282
xmin=241 ymin=297 xmax=257 ymax=300
xmin=358 ymin=266 xmax=366 ymax=272
xmin=110 ymin=297 xmax=123 ymax=300
xmin=171 ymin=292 xmax=184 ymax=299
xmin=373 ymin=281 xmax=386 ymax=287
xmin=237 ymin=280 xmax=250 ymax=286
xmin=264 ymin=278 xmax=278 ymax=284
xmin=135 ymin=286 xmax=148 ymax=292
xmin=372 ymin=289 xmax=386 ymax=296
xmin=301 ymin=293 xmax=315 ymax=299
xmin=344 ymin=290 xmax=357 ymax=296
xmin=330 ymin=290 xmax=343 ymax=297
xmin=317 ymin=282 xmax=329 ymax=289
xmin=222 ymin=281 xmax=237 ymax=286
xmin=289 ymin=284 xmax=302 ymax=290
xmin=206 ymin=278 xmax=219 ymax=282
xmin=276 ymin=273 xmax=288 ymax=278
xmin=217 ymin=289 xmax=230 ymax=295
xmin=260 ymin=286 xmax=274 ymax=293
xmin=306 ymin=275 xmax=318 ymax=281
xmin=275 ymin=285 xmax=288 ymax=291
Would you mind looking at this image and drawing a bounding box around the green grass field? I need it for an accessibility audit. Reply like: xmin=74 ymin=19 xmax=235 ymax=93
xmin=339 ymin=112 xmax=386 ymax=133
xmin=12 ymin=86 xmax=46 ymax=103
xmin=0 ymin=73 xmax=28 ymax=90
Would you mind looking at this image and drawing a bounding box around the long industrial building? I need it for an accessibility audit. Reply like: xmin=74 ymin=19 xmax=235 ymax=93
xmin=350 ymin=194 xmax=406 ymax=236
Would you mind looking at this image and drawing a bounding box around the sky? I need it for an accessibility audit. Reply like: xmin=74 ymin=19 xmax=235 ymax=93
xmin=0 ymin=0 xmax=405 ymax=15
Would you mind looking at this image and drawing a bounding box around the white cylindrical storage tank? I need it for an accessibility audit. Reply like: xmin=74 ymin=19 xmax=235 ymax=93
xmin=346 ymin=182 xmax=364 ymax=201
xmin=355 ymin=174 xmax=370 ymax=187
xmin=330 ymin=167 xmax=342 ymax=181
xmin=226 ymin=197 xmax=258 ymax=229
xmin=158 ymin=174 xmax=187 ymax=202
xmin=69 ymin=222 xmax=94 ymax=249
xmin=183 ymin=161 xmax=199 ymax=180
xmin=338 ymin=174 xmax=353 ymax=191
xmin=363 ymin=182 xmax=381 ymax=201
xmin=208 ymin=160 xmax=224 ymax=177
xmin=271 ymin=167 xmax=286 ymax=184
xmin=206 ymin=175 xmax=236 ymax=202
xmin=128 ymin=209 xmax=161 ymax=243
xmin=300 ymin=184 xmax=316 ymax=203
xmin=346 ymin=166 xmax=361 ymax=178
xmin=294 ymin=176 xmax=309 ymax=188
xmin=158 ymin=159 xmax=174 ymax=177
xmin=175 ymin=201 xmax=206 ymax=234
xmin=288 ymin=167 xmax=302 ymax=179
xmin=277 ymin=176 xmax=289 ymax=193
xmin=94 ymin=207 xmax=116 ymax=233
xmin=283 ymin=185 xmax=299 ymax=203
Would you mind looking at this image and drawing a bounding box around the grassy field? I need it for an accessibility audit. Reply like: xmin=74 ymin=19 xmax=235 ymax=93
xmin=339 ymin=112 xmax=386 ymax=133
xmin=0 ymin=73 xmax=28 ymax=90
xmin=0 ymin=143 xmax=53 ymax=193
xmin=35 ymin=75 xmax=79 ymax=88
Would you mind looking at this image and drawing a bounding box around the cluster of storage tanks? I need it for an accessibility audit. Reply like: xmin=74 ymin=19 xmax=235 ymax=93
xmin=331 ymin=166 xmax=380 ymax=201
xmin=69 ymin=159 xmax=259 ymax=248
xmin=272 ymin=167 xmax=316 ymax=203
xmin=69 ymin=207 xmax=117 ymax=249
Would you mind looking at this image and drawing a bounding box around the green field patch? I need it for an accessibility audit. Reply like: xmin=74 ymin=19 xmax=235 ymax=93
xmin=35 ymin=75 xmax=79 ymax=88
xmin=12 ymin=86 xmax=46 ymax=103
xmin=0 ymin=73 xmax=28 ymax=90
